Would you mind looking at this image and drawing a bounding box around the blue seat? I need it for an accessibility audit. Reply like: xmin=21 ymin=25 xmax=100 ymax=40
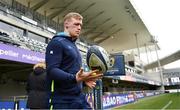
xmin=19 ymin=100 xmax=28 ymax=109
xmin=0 ymin=101 xmax=14 ymax=109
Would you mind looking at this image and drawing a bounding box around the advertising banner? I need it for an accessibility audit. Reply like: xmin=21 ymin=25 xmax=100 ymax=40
xmin=0 ymin=43 xmax=45 ymax=64
xmin=86 ymin=93 xmax=94 ymax=109
xmin=104 ymin=54 xmax=125 ymax=76
xmin=145 ymin=92 xmax=155 ymax=97
xmin=136 ymin=92 xmax=145 ymax=99
xmin=103 ymin=93 xmax=135 ymax=109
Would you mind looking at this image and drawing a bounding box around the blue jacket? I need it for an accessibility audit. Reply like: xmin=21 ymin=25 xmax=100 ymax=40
xmin=45 ymin=32 xmax=82 ymax=102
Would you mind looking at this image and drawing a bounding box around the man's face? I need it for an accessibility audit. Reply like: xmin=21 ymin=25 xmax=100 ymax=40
xmin=65 ymin=18 xmax=82 ymax=38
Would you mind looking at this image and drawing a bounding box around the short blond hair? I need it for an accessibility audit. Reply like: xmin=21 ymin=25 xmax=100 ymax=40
xmin=33 ymin=62 xmax=46 ymax=70
xmin=64 ymin=12 xmax=83 ymax=22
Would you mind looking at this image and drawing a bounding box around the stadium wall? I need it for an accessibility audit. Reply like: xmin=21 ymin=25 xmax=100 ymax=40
xmin=0 ymin=82 xmax=26 ymax=98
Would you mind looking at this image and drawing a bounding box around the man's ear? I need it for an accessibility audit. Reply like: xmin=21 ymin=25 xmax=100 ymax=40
xmin=64 ymin=21 xmax=69 ymax=29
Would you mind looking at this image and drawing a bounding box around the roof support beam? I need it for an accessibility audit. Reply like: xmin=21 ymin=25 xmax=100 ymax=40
xmin=90 ymin=24 xmax=117 ymax=40
xmin=144 ymin=50 xmax=180 ymax=70
xmin=82 ymin=17 xmax=112 ymax=36
xmin=84 ymin=11 xmax=105 ymax=25
xmin=31 ymin=0 xmax=50 ymax=11
xmin=62 ymin=6 xmax=79 ymax=17
xmin=96 ymin=28 xmax=122 ymax=44
xmin=48 ymin=0 xmax=76 ymax=19
xmin=79 ymin=3 xmax=96 ymax=14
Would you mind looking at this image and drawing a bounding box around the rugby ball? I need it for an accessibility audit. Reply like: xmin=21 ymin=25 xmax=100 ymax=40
xmin=86 ymin=45 xmax=110 ymax=73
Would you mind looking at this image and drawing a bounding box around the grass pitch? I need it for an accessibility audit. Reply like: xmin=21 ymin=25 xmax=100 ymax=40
xmin=113 ymin=93 xmax=180 ymax=110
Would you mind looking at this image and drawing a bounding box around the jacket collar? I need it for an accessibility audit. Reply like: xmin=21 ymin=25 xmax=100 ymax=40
xmin=56 ymin=32 xmax=77 ymax=42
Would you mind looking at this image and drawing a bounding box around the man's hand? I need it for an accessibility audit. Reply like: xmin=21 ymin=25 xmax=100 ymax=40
xmin=76 ymin=68 xmax=103 ymax=88
xmin=84 ymin=80 xmax=96 ymax=89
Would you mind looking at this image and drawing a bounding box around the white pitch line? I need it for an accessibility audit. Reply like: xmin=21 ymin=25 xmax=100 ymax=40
xmin=161 ymin=100 xmax=172 ymax=110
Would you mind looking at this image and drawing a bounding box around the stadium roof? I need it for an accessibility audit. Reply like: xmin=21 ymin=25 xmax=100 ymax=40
xmin=144 ymin=50 xmax=180 ymax=70
xmin=15 ymin=0 xmax=156 ymax=53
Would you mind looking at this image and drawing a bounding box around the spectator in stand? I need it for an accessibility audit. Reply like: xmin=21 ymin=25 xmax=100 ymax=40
xmin=26 ymin=62 xmax=47 ymax=109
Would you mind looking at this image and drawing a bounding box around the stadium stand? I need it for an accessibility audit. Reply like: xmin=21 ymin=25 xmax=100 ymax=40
xmin=0 ymin=0 xmax=179 ymax=109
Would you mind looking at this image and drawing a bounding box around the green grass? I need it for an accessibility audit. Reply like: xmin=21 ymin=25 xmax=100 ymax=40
xmin=113 ymin=93 xmax=180 ymax=110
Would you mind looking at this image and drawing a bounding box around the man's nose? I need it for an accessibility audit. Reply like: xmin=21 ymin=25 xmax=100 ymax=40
xmin=77 ymin=25 xmax=81 ymax=30
xmin=78 ymin=26 xmax=81 ymax=30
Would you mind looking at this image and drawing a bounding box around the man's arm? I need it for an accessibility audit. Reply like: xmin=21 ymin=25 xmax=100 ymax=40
xmin=46 ymin=40 xmax=76 ymax=84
